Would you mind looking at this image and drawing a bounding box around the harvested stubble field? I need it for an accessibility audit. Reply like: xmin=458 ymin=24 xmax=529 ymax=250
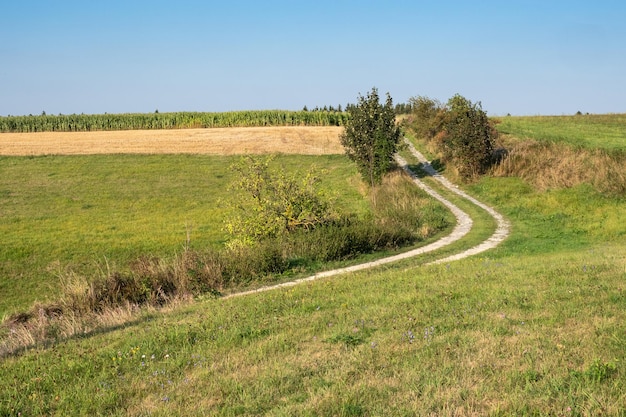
xmin=0 ymin=126 xmax=344 ymax=156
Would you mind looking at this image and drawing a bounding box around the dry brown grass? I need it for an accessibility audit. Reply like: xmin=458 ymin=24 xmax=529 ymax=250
xmin=0 ymin=126 xmax=344 ymax=156
xmin=491 ymin=139 xmax=626 ymax=195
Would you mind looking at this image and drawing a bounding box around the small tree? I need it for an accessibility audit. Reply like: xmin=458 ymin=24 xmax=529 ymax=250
xmin=437 ymin=94 xmax=497 ymax=179
xmin=407 ymin=96 xmax=444 ymax=140
xmin=340 ymin=87 xmax=401 ymax=186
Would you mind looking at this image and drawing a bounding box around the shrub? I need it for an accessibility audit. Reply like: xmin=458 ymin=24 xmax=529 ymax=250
xmin=405 ymin=94 xmax=499 ymax=180
xmin=221 ymin=240 xmax=288 ymax=286
xmin=225 ymin=155 xmax=339 ymax=244
xmin=405 ymin=96 xmax=444 ymax=141
xmin=437 ymin=94 xmax=498 ymax=179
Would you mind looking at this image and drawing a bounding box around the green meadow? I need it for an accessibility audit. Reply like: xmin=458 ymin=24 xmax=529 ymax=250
xmin=1 ymin=114 xmax=626 ymax=415
xmin=495 ymin=113 xmax=626 ymax=150
xmin=0 ymin=154 xmax=370 ymax=314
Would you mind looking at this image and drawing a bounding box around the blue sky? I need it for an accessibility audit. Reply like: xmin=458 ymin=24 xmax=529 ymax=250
xmin=1 ymin=0 xmax=625 ymax=116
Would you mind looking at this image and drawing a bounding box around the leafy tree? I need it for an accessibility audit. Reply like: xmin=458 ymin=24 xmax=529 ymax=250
xmin=436 ymin=94 xmax=497 ymax=179
xmin=404 ymin=94 xmax=498 ymax=179
xmin=406 ymin=95 xmax=444 ymax=140
xmin=225 ymin=156 xmax=338 ymax=246
xmin=340 ymin=87 xmax=402 ymax=186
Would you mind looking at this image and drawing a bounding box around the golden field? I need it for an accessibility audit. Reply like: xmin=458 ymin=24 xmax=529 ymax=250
xmin=0 ymin=126 xmax=344 ymax=156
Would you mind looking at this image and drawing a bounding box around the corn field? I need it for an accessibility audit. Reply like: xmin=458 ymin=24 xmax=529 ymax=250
xmin=0 ymin=110 xmax=349 ymax=133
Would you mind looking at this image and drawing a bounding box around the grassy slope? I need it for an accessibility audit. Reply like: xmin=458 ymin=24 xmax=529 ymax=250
xmin=0 ymin=154 xmax=369 ymax=314
xmin=494 ymin=113 xmax=626 ymax=150
xmin=2 ymin=117 xmax=626 ymax=415
xmin=1 ymin=179 xmax=624 ymax=416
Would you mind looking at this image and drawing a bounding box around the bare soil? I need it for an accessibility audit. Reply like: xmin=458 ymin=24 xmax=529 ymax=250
xmin=0 ymin=126 xmax=344 ymax=156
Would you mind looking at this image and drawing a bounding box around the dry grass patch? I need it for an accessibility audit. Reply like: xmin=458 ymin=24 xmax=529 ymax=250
xmin=0 ymin=126 xmax=344 ymax=156
xmin=491 ymin=138 xmax=626 ymax=195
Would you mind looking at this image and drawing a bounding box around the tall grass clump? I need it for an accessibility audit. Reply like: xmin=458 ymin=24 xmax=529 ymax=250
xmin=0 ymin=251 xmax=216 ymax=356
xmin=491 ymin=139 xmax=626 ymax=196
xmin=490 ymin=113 xmax=626 ymax=195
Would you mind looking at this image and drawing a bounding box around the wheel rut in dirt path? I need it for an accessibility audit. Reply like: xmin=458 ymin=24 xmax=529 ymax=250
xmin=401 ymin=140 xmax=510 ymax=265
xmin=223 ymin=139 xmax=510 ymax=300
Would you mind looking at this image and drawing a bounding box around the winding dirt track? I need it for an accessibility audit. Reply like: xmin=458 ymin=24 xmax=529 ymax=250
xmin=223 ymin=138 xmax=510 ymax=299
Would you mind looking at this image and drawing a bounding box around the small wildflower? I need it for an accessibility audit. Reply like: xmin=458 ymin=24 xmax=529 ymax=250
xmin=424 ymin=326 xmax=435 ymax=342
xmin=164 ymin=354 xmax=170 ymax=359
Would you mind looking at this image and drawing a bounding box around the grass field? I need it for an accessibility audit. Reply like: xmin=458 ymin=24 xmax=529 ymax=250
xmin=1 ymin=175 xmax=623 ymax=416
xmin=0 ymin=153 xmax=371 ymax=315
xmin=494 ymin=113 xmax=626 ymax=150
xmin=491 ymin=114 xmax=626 ymax=196
xmin=1 ymin=118 xmax=626 ymax=415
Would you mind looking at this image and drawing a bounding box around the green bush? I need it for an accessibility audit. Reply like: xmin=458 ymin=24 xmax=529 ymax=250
xmin=286 ymin=219 xmax=377 ymax=262
xmin=405 ymin=94 xmax=499 ymax=180
xmin=437 ymin=94 xmax=497 ymax=179
xmin=221 ymin=241 xmax=288 ymax=285
xmin=225 ymin=156 xmax=339 ymax=244
xmin=405 ymin=96 xmax=444 ymax=140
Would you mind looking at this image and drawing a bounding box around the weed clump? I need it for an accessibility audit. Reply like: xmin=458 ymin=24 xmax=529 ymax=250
xmin=490 ymin=140 xmax=626 ymax=196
